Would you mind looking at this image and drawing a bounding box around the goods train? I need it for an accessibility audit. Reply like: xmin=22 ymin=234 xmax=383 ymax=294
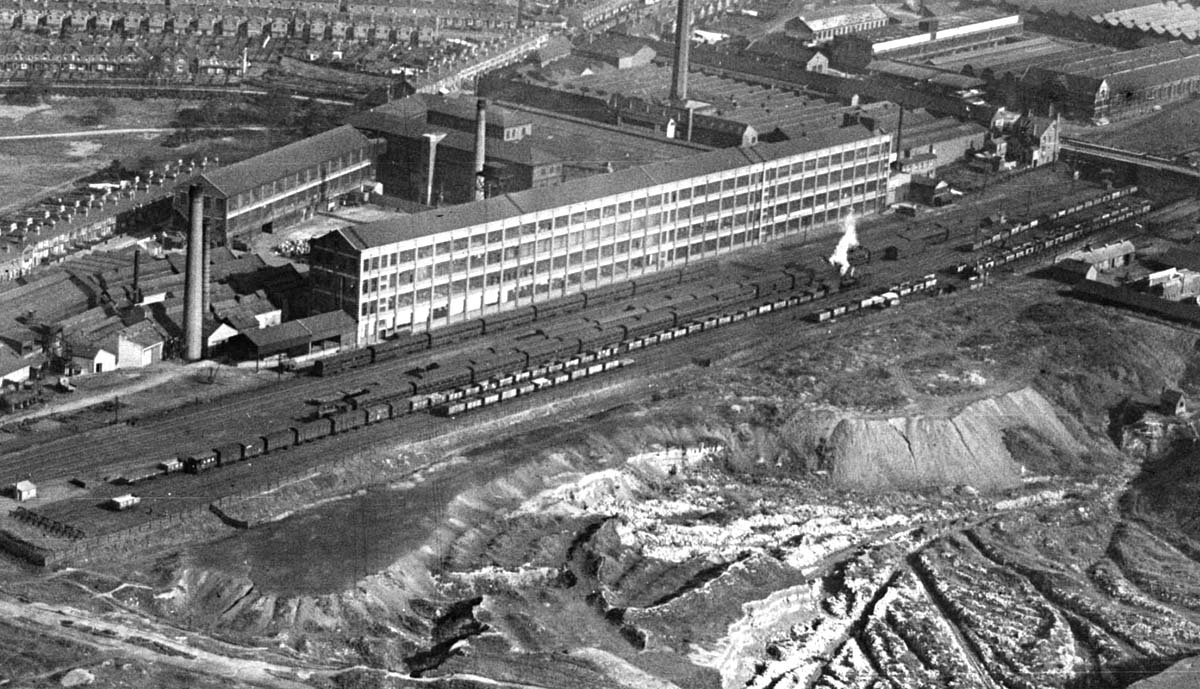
xmin=112 ymin=188 xmax=1150 ymax=483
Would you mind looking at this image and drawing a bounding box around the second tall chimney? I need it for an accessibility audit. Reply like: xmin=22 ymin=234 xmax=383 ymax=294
xmin=184 ymin=186 xmax=205 ymax=361
xmin=474 ymin=98 xmax=487 ymax=201
xmin=671 ymin=0 xmax=693 ymax=102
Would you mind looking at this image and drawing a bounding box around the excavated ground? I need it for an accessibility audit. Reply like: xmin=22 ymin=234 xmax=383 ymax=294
xmin=6 ymin=273 xmax=1200 ymax=689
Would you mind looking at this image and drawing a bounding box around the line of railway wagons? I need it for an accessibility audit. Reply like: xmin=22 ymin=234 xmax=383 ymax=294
xmin=146 ymin=269 xmax=875 ymax=478
xmin=968 ymin=187 xmax=1139 ymax=252
xmin=957 ymin=197 xmax=1151 ymax=277
xmin=312 ymin=262 xmax=827 ymax=377
xmin=807 ymin=274 xmax=939 ymax=323
xmin=431 ymin=358 xmax=633 ymax=417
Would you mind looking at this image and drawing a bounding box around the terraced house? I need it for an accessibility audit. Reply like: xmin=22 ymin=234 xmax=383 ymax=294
xmin=309 ymin=128 xmax=892 ymax=345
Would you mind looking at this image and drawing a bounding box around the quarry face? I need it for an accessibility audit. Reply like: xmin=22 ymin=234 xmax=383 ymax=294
xmin=7 ymin=278 xmax=1200 ymax=689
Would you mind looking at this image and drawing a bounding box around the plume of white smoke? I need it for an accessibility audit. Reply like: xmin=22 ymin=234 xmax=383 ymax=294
xmin=827 ymin=213 xmax=859 ymax=276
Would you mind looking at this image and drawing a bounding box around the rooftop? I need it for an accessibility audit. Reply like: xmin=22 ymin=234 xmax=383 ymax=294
xmin=790 ymin=4 xmax=890 ymax=33
xmin=333 ymin=127 xmax=885 ymax=249
xmin=200 ymin=125 xmax=374 ymax=197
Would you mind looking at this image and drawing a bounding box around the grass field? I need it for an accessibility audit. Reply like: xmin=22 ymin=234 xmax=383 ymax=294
xmin=0 ymin=96 xmax=300 ymax=214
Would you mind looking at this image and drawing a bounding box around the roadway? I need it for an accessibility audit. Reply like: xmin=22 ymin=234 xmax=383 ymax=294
xmin=1061 ymin=138 xmax=1200 ymax=180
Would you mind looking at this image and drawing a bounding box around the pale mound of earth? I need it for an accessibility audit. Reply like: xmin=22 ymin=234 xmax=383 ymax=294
xmin=827 ymin=387 xmax=1083 ymax=492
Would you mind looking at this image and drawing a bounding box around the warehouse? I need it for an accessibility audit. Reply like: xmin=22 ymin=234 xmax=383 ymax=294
xmin=309 ymin=128 xmax=892 ymax=345
xmin=175 ymin=125 xmax=384 ymax=245
xmin=830 ymin=11 xmax=1024 ymax=71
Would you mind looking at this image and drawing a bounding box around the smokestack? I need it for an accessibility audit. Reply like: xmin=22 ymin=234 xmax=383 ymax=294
xmin=132 ymin=248 xmax=140 ymax=300
xmin=893 ymin=104 xmax=904 ymax=170
xmin=423 ymin=132 xmax=447 ymax=207
xmin=184 ymin=186 xmax=205 ymax=361
xmin=671 ymin=0 xmax=693 ymax=102
xmin=474 ymin=98 xmax=487 ymax=201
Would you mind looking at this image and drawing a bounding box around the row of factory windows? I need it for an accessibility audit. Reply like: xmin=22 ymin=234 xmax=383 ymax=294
xmin=338 ymin=175 xmax=883 ymax=283
xmin=219 ymin=147 xmax=373 ymax=210
xmin=346 ymin=195 xmax=884 ymax=320
xmin=343 ymin=165 xmax=887 ymax=279
xmin=345 ymin=180 xmax=882 ymax=293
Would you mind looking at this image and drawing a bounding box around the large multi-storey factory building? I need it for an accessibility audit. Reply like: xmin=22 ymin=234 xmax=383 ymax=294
xmin=310 ymin=127 xmax=892 ymax=345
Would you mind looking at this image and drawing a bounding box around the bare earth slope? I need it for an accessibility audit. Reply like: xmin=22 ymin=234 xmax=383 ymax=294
xmin=7 ymin=278 xmax=1200 ymax=688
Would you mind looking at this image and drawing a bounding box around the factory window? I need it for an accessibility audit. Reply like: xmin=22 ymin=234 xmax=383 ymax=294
xmin=585 ymin=248 xmax=599 ymax=262
xmin=539 ymin=219 xmax=553 ymax=232
xmin=518 ymin=264 xmax=534 ymax=278
xmin=537 ymin=238 xmax=551 ymax=253
xmin=418 ymin=245 xmax=433 ymax=259
xmin=453 ymin=238 xmax=469 ymax=251
xmin=389 ymin=274 xmax=397 ymax=289
xmin=416 ymin=266 xmax=433 ymax=281
xmin=648 ymin=194 xmax=661 ymax=208
xmin=719 ymin=235 xmax=731 ymax=249
xmin=817 ymin=155 xmax=829 ymax=168
xmin=362 ymin=258 xmax=370 ymax=272
xmin=571 ymin=211 xmax=585 ymax=224
xmin=600 ymin=244 xmax=614 ymax=258
xmin=470 ymin=255 xmax=485 ymax=270
xmin=371 ymin=257 xmax=381 ymax=270
xmin=503 ymin=246 xmax=519 ymax=260
xmin=721 ymin=178 xmax=736 ymax=193
xmin=486 ymin=272 xmax=501 ymax=286
xmin=567 ymin=272 xmax=582 ymax=286
xmin=452 ymin=258 xmax=468 ymax=272
xmin=390 ymin=253 xmax=398 ymax=266
xmin=585 ymin=227 xmax=600 ymax=242
xmin=361 ymin=303 xmax=369 ymax=316
xmin=399 ymin=250 xmax=414 ymax=263
xmin=469 ymin=275 xmax=484 ymax=289
xmin=553 ymin=235 xmax=567 ymax=250
xmin=486 ymin=249 xmax=502 ymax=264
xmin=488 ymin=230 xmax=503 ymax=243
xmin=416 ymin=288 xmax=431 ymax=301
xmin=765 ymin=167 xmax=776 ymax=182
xmin=503 ymin=268 xmax=518 ymax=281
xmin=678 ymin=205 xmax=691 ymax=221
xmin=616 ymin=240 xmax=629 ymax=254
xmin=600 ymin=265 xmax=613 ymax=278
xmin=603 ymin=204 xmax=616 ymax=218
xmin=471 ymin=234 xmax=486 ymax=247
xmin=434 ymin=261 xmax=451 ymax=277
xmin=436 ymin=241 xmax=451 ymax=255
xmin=536 ymin=258 xmax=551 ymax=274
xmin=362 ymin=281 xmax=370 ymax=295
xmin=633 ymin=197 xmax=647 ymax=212
xmin=600 ymin=224 xmax=615 ymax=239
xmin=813 ymin=192 xmax=826 ymax=206
xmin=434 ymin=284 xmax=449 ymax=298
xmin=451 ymin=280 xmax=466 ymax=295
xmin=693 ymin=183 xmax=706 ymax=197
xmin=734 ymin=193 xmax=748 ymax=208
xmin=553 ymin=255 xmax=567 ymax=269
xmin=398 ymin=270 xmax=413 ymax=284
xmin=735 ymin=175 xmax=748 ymax=188
xmin=506 ymin=226 xmax=521 ymax=241
xmin=519 ymin=244 xmax=534 ymax=258
xmin=568 ymin=231 xmax=583 ymax=245
xmin=855 ymin=164 xmax=867 ymax=179
xmin=569 ymin=252 xmax=582 ymax=265
xmin=520 ymin=222 xmax=537 ymax=236
xmin=398 ymin=293 xmax=413 ymax=307
xmin=678 ymin=186 xmax=691 ymax=201
xmin=587 ymin=208 xmax=601 ymax=221
xmin=828 ymin=170 xmax=840 ymax=185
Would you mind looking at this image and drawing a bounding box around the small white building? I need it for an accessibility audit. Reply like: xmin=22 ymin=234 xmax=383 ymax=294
xmin=12 ymin=480 xmax=36 ymax=501
xmin=71 ymin=343 xmax=118 ymax=374
xmin=109 ymin=494 xmax=141 ymax=511
xmin=116 ymin=321 xmax=163 ymax=369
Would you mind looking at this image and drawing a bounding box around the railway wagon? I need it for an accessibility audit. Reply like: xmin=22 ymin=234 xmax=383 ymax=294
xmin=364 ymin=402 xmax=393 ymax=424
xmin=428 ymin=319 xmax=485 ymax=348
xmin=331 ymin=409 xmax=369 ymax=433
xmin=240 ymin=437 xmax=266 ymax=459
xmin=295 ymin=418 xmax=335 ymax=443
xmin=484 ymin=305 xmax=537 ymax=333
xmin=262 ymin=428 xmax=297 ymax=453
xmin=214 ymin=442 xmax=245 ymax=464
xmin=184 ymin=449 xmax=219 ymax=473
xmin=533 ymin=293 xmax=587 ymax=321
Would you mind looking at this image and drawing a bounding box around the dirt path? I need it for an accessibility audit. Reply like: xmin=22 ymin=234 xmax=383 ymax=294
xmin=0 ymin=126 xmax=269 ymax=141
xmin=0 ymin=594 xmax=313 ymax=688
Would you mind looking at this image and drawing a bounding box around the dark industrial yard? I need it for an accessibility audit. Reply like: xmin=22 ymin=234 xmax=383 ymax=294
xmin=5 ymin=0 xmax=1200 ymax=686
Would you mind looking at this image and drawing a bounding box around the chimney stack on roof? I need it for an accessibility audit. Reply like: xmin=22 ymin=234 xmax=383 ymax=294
xmin=671 ymin=0 xmax=693 ymax=102
xmin=475 ymin=98 xmax=487 ymax=201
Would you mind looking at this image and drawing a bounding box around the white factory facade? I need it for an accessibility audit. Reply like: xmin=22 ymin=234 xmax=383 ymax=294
xmin=310 ymin=127 xmax=893 ymax=345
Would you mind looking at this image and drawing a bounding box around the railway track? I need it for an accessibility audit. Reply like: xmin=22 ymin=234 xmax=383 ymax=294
xmin=0 ymin=189 xmax=1152 ymax=493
